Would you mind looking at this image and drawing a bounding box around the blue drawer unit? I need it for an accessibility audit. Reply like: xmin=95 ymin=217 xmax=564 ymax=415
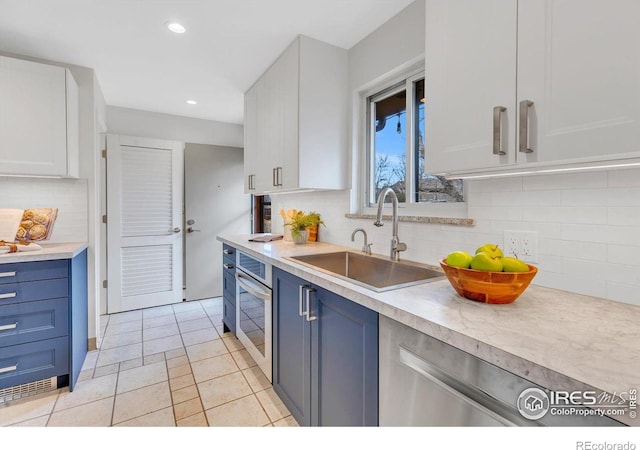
xmin=222 ymin=244 xmax=237 ymax=335
xmin=0 ymin=250 xmax=87 ymax=394
xmin=0 ymin=336 xmax=69 ymax=389
xmin=0 ymin=298 xmax=69 ymax=347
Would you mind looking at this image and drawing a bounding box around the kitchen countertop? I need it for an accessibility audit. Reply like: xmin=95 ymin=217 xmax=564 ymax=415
xmin=219 ymin=234 xmax=640 ymax=426
xmin=0 ymin=242 xmax=88 ymax=263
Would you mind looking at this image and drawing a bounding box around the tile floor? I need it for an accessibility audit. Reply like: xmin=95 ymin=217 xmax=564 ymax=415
xmin=0 ymin=298 xmax=297 ymax=427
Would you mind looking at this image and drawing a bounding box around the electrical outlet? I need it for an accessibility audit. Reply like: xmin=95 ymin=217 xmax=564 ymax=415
xmin=503 ymin=230 xmax=539 ymax=263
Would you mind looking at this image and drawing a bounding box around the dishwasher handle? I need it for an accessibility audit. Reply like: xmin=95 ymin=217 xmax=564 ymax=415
xmin=235 ymin=271 xmax=271 ymax=301
xmin=399 ymin=346 xmax=526 ymax=427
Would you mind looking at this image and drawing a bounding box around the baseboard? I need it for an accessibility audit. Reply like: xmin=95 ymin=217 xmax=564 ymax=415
xmin=88 ymin=337 xmax=97 ymax=351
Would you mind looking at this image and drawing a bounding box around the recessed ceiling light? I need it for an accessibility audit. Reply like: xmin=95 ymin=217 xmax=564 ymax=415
xmin=186 ymin=100 xmax=197 ymax=105
xmin=167 ymin=22 xmax=186 ymax=34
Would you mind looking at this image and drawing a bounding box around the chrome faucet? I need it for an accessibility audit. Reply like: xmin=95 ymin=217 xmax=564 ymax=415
xmin=351 ymin=228 xmax=372 ymax=255
xmin=373 ymin=188 xmax=407 ymax=261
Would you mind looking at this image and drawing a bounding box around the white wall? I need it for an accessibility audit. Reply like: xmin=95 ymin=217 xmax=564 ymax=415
xmin=106 ymin=106 xmax=243 ymax=147
xmin=270 ymin=0 xmax=640 ymax=307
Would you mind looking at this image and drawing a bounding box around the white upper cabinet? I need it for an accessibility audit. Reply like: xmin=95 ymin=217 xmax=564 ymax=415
xmin=244 ymin=35 xmax=347 ymax=194
xmin=0 ymin=56 xmax=79 ymax=178
xmin=426 ymin=0 xmax=640 ymax=177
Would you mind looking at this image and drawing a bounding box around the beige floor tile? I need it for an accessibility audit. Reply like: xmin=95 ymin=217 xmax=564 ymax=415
xmin=112 ymin=381 xmax=172 ymax=424
xmin=144 ymin=322 xmax=180 ymax=341
xmin=114 ymin=407 xmax=175 ymax=427
xmin=169 ymin=373 xmax=195 ymax=391
xmin=81 ymin=350 xmax=99 ymax=371
xmin=199 ymin=298 xmax=223 ymax=308
xmin=191 ymin=354 xmax=239 ymax=383
xmin=181 ymin=327 xmax=220 ymax=347
xmin=205 ymin=395 xmax=270 ymax=427
xmin=143 ymin=314 xmax=177 ymax=329
xmin=0 ymin=390 xmax=59 ymax=426
xmin=273 ymin=416 xmax=299 ymax=427
xmin=174 ymin=397 xmax=203 ymax=421
xmin=166 ymin=355 xmax=189 ymax=369
xmin=175 ymin=308 xmax=207 ymax=323
xmin=230 ymin=349 xmax=258 ymax=369
xmin=215 ymin=326 xmax=234 ymax=338
xmin=165 ymin=347 xmax=186 ymax=359
xmin=142 ymin=305 xmax=175 ymax=319
xmin=168 ymin=363 xmax=192 ymax=379
xmin=96 ymin=343 xmax=142 ymax=367
xmin=177 ymin=411 xmax=208 ymax=427
xmin=9 ymin=415 xmax=50 ymax=426
xmin=202 ymin=301 xmax=223 ymax=316
xmin=222 ymin=335 xmax=244 ymax=352
xmin=120 ymin=357 xmax=143 ymax=371
xmin=100 ymin=314 xmax=110 ymax=328
xmin=143 ymin=334 xmax=183 ymax=356
xmin=108 ymin=310 xmax=142 ymax=325
xmin=186 ymin=339 xmax=228 ymax=363
xmin=198 ymin=372 xmax=252 ymax=410
xmin=256 ymin=388 xmax=291 ymax=422
xmin=242 ymin=366 xmax=272 ymax=393
xmin=178 ymin=318 xmax=214 ymax=334
xmin=100 ymin=330 xmax=142 ymax=350
xmin=172 ymin=301 xmax=203 ymax=313
xmin=171 ymin=385 xmax=199 ymax=404
xmin=48 ymin=396 xmax=113 ymax=427
xmin=208 ymin=314 xmax=224 ymax=327
xmin=77 ymin=369 xmax=93 ymax=383
xmin=117 ymin=361 xmax=168 ymax=394
xmin=54 ymin=373 xmax=117 ymax=412
xmin=93 ymin=363 xmax=120 ymax=378
xmin=144 ymin=353 xmax=165 ymax=365
xmin=107 ymin=320 xmax=142 ymax=336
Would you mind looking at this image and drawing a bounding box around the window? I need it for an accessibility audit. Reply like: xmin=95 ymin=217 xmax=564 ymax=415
xmin=365 ymin=71 xmax=464 ymax=208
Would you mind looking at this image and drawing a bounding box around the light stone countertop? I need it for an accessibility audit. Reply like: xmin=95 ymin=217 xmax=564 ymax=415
xmin=219 ymin=234 xmax=640 ymax=426
xmin=0 ymin=242 xmax=88 ymax=263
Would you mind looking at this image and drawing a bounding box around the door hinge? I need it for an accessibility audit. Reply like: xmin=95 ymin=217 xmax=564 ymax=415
xmin=102 ymin=280 xmax=108 ymax=289
xmin=102 ymin=214 xmax=107 ymax=224
xmin=101 ymin=149 xmax=107 ymax=158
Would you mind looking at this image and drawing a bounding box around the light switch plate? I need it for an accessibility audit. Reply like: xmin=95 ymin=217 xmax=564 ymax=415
xmin=503 ymin=230 xmax=539 ymax=263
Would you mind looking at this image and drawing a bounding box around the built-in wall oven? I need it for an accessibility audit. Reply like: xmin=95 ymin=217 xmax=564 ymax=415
xmin=235 ymin=251 xmax=272 ymax=382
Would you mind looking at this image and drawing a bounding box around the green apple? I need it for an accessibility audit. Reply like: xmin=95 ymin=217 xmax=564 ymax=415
xmin=470 ymin=252 xmax=503 ymax=272
xmin=475 ymin=243 xmax=504 ymax=259
xmin=502 ymin=256 xmax=530 ymax=272
xmin=446 ymin=251 xmax=473 ymax=268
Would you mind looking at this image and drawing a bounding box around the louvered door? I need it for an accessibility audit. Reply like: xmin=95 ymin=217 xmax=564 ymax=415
xmin=106 ymin=135 xmax=184 ymax=313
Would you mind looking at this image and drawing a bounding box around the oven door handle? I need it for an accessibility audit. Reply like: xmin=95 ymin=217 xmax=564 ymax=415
xmin=235 ymin=272 xmax=271 ymax=301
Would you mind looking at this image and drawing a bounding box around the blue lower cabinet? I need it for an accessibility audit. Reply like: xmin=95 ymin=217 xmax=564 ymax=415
xmin=222 ymin=297 xmax=236 ymax=335
xmin=272 ymin=267 xmax=379 ymax=427
xmin=0 ymin=336 xmax=69 ymax=389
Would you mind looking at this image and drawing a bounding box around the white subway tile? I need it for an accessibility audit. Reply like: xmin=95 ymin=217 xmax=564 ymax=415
xmin=537 ymin=255 xmax=562 ymax=273
xmin=491 ymin=190 xmax=562 ymax=207
xmin=607 ymin=168 xmax=640 ymax=187
xmin=607 ymin=207 xmax=640 ymax=226
xmin=605 ymin=281 xmax=640 ymax=306
xmin=533 ymin=271 xmax=606 ymax=299
xmin=522 ymin=206 xmax=606 ymax=225
xmin=467 ymin=206 xmax=522 ymax=221
xmin=562 ymin=187 xmax=640 ymax=207
xmin=607 ymin=245 xmax=640 ymax=267
xmin=561 ymin=224 xmax=640 ymax=246
xmin=491 ymin=221 xmax=562 ymax=239
xmin=523 ymin=172 xmax=607 ymax=191
xmin=468 ymin=177 xmax=523 ymax=193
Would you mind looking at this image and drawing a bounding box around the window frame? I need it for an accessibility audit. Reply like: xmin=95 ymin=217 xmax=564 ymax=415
xmin=357 ymin=66 xmax=468 ymax=218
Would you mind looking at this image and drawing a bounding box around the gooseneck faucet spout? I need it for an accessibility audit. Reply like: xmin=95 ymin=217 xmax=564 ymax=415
xmin=351 ymin=228 xmax=372 ymax=255
xmin=374 ymin=188 xmax=407 ymax=261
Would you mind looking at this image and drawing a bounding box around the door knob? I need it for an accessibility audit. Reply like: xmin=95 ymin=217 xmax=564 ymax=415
xmin=187 ymin=227 xmax=201 ymax=233
xmin=171 ymin=227 xmax=181 ymax=233
xmin=187 ymin=219 xmax=196 ymax=225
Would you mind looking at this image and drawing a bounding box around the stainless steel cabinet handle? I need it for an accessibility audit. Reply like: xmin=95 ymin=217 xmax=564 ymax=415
xmin=272 ymin=168 xmax=278 ymax=187
xmin=0 ymin=364 xmax=17 ymax=374
xmin=223 ymin=249 xmax=233 ymax=255
xmin=298 ymin=285 xmax=306 ymax=317
xmin=305 ymin=288 xmax=317 ymax=322
xmin=0 ymin=322 xmax=18 ymax=331
xmin=0 ymin=292 xmax=17 ymax=300
xmin=223 ymin=263 xmax=234 ymax=270
xmin=276 ymin=167 xmax=283 ymax=187
xmin=0 ymin=271 xmax=16 ymax=278
xmin=519 ymin=100 xmax=534 ymax=154
xmin=493 ymin=106 xmax=507 ymax=155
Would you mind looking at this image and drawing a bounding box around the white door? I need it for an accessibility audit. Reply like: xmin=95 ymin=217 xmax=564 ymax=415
xmin=106 ymin=134 xmax=184 ymax=313
xmin=425 ymin=0 xmax=517 ymax=174
xmin=517 ymin=0 xmax=640 ymax=165
xmin=184 ymin=143 xmax=250 ymax=301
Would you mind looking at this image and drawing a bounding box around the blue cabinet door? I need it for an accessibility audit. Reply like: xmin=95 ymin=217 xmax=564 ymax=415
xmin=310 ymin=286 xmax=379 ymax=426
xmin=272 ymin=267 xmax=312 ymax=426
xmin=69 ymin=250 xmax=88 ymax=391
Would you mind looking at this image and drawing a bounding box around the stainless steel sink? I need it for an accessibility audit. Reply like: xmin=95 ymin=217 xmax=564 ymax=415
xmin=286 ymin=251 xmax=444 ymax=292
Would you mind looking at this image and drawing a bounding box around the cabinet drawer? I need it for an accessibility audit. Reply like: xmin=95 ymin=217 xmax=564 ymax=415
xmin=0 ymin=298 xmax=69 ymax=348
xmin=0 ymin=278 xmax=69 ymax=306
xmin=223 ymin=270 xmax=236 ymax=301
xmin=0 ymin=336 xmax=69 ymax=389
xmin=0 ymin=260 xmax=68 ymax=285
xmin=223 ymin=297 xmax=236 ymax=335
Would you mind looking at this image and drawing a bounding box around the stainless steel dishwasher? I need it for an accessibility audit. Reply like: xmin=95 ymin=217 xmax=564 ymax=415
xmin=379 ymin=316 xmax=623 ymax=426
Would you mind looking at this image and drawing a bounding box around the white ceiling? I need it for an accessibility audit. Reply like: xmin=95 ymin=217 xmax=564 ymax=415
xmin=0 ymin=0 xmax=414 ymax=124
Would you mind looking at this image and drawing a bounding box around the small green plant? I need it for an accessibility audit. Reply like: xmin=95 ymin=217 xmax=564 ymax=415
xmin=285 ymin=211 xmax=325 ymax=238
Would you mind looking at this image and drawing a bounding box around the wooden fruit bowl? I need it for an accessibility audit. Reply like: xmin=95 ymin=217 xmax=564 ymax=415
xmin=439 ymin=259 xmax=538 ymax=304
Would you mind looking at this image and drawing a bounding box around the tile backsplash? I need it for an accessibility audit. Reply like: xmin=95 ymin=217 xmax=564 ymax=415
xmin=271 ymin=167 xmax=640 ymax=306
xmin=0 ymin=177 xmax=88 ymax=243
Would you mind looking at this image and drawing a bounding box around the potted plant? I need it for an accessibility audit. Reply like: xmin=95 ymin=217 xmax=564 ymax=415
xmin=285 ymin=211 xmax=324 ymax=244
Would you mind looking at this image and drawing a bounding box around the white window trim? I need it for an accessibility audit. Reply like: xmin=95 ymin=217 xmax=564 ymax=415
xmin=353 ymin=64 xmax=468 ymax=218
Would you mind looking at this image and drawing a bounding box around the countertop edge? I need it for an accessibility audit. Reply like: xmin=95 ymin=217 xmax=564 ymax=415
xmin=0 ymin=242 xmax=88 ymax=263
